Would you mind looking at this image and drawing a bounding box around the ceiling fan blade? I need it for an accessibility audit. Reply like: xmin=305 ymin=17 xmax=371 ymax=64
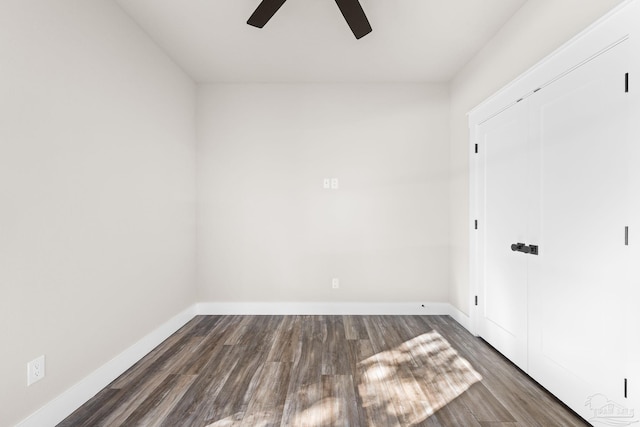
xmin=247 ymin=0 xmax=287 ymax=28
xmin=334 ymin=0 xmax=372 ymax=39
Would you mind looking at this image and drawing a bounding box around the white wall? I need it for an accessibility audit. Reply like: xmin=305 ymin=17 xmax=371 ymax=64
xmin=0 ymin=1 xmax=197 ymax=425
xmin=448 ymin=0 xmax=622 ymax=315
xmin=197 ymin=84 xmax=450 ymax=303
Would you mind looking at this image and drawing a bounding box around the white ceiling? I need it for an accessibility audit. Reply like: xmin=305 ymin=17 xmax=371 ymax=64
xmin=116 ymin=0 xmax=527 ymax=83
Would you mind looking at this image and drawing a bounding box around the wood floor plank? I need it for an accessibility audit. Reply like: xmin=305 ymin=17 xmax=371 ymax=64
xmin=281 ymin=317 xmax=325 ymax=427
xmin=204 ymin=354 xmax=264 ymax=423
xmin=241 ymin=361 xmax=291 ymax=427
xmin=266 ymin=315 xmax=300 ymax=363
xmin=222 ymin=315 xmax=251 ymax=346
xmin=177 ymin=316 xmax=240 ymax=376
xmin=431 ymin=396 xmax=483 ymax=427
xmin=343 ymin=315 xmax=359 ymax=341
xmin=158 ymin=345 xmax=240 ymax=427
xmin=343 ymin=315 xmax=369 ymax=341
xmin=321 ymin=316 xmax=350 ymax=376
xmin=458 ymin=382 xmax=516 ymax=423
xmin=58 ymin=315 xmax=590 ymax=427
xmin=412 ymin=413 xmax=445 ymax=427
xmin=93 ymin=370 xmax=173 ymax=426
xmin=120 ymin=373 xmax=196 ymax=427
xmin=187 ymin=315 xmax=222 ymax=337
xmin=320 ymin=374 xmax=361 ymax=426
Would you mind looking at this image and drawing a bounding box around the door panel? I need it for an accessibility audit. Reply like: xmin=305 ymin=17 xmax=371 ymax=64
xmin=528 ymin=41 xmax=630 ymax=419
xmin=477 ymin=100 xmax=530 ymax=370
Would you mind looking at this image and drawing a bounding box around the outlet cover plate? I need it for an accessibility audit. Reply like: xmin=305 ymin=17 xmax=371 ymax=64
xmin=27 ymin=355 xmax=45 ymax=386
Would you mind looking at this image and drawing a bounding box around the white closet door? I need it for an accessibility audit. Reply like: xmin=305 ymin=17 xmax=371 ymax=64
xmin=477 ymin=100 xmax=530 ymax=371
xmin=528 ymin=40 xmax=631 ymax=420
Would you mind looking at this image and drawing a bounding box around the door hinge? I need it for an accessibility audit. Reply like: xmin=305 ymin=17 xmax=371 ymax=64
xmin=474 ymin=143 xmax=478 ymax=154
xmin=625 ymin=226 xmax=629 ymax=246
xmin=624 ymin=378 xmax=628 ymax=398
xmin=625 ymin=73 xmax=629 ymax=93
xmin=475 ymin=295 xmax=478 ymax=306
xmin=474 ymin=220 xmax=478 ymax=230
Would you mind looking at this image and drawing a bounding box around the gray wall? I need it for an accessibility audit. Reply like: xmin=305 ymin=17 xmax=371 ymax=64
xmin=0 ymin=1 xmax=197 ymax=425
xmin=196 ymin=84 xmax=450 ymax=303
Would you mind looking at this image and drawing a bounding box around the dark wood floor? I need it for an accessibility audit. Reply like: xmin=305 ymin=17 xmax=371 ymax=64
xmin=58 ymin=316 xmax=589 ymax=426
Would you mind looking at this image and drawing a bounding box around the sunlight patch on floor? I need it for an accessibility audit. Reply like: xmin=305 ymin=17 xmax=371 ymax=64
xmin=357 ymin=330 xmax=483 ymax=426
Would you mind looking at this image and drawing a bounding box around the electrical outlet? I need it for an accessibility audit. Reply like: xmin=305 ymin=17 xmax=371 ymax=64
xmin=27 ymin=355 xmax=45 ymax=386
xmin=332 ymin=278 xmax=340 ymax=289
xmin=330 ymin=178 xmax=339 ymax=189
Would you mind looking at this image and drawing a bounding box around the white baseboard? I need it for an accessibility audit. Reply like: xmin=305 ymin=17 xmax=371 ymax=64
xmin=196 ymin=301 xmax=455 ymax=316
xmin=447 ymin=305 xmax=472 ymax=332
xmin=16 ymin=305 xmax=197 ymax=427
xmin=17 ymin=301 xmax=470 ymax=427
xmin=196 ymin=301 xmax=473 ymax=334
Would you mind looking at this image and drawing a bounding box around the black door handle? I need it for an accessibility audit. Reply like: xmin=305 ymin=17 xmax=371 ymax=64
xmin=511 ymin=242 xmax=525 ymax=252
xmin=511 ymin=243 xmax=538 ymax=255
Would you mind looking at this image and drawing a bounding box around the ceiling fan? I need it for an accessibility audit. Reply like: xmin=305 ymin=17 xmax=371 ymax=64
xmin=247 ymin=0 xmax=372 ymax=39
